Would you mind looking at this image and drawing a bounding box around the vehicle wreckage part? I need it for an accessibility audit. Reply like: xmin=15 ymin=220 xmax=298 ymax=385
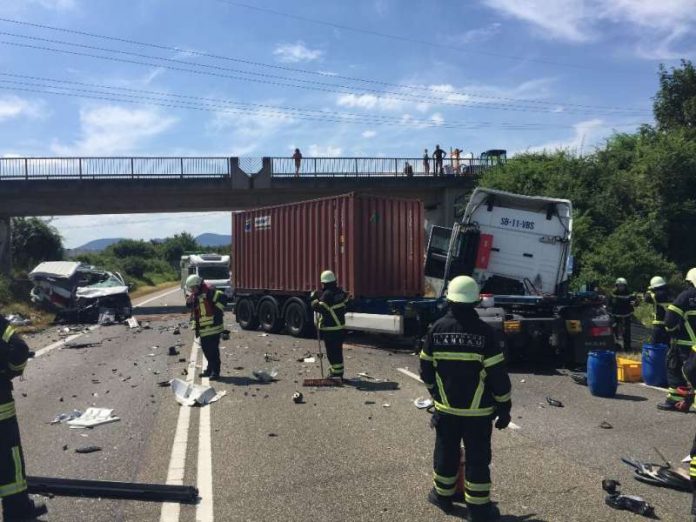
xmin=621 ymin=457 xmax=691 ymax=492
xmin=605 ymin=494 xmax=655 ymax=517
xmin=27 ymin=476 xmax=199 ymax=504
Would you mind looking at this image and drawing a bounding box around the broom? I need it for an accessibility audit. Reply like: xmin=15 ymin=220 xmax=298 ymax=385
xmin=303 ymin=311 xmax=341 ymax=387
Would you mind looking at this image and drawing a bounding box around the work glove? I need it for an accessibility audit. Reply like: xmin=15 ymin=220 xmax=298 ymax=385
xmin=494 ymin=411 xmax=511 ymax=430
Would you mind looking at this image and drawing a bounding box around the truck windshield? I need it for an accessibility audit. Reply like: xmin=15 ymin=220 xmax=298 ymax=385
xmin=198 ymin=266 xmax=229 ymax=280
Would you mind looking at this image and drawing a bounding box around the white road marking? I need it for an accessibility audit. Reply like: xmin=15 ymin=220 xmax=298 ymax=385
xmin=196 ymin=375 xmax=214 ymax=522
xmin=134 ymin=286 xmax=182 ymax=308
xmin=397 ymin=367 xmax=423 ymax=383
xmin=33 ymin=285 xmax=181 ymax=359
xmin=398 ymin=368 xmax=521 ymax=430
xmin=640 ymin=383 xmax=668 ymax=392
xmin=160 ymin=339 xmax=199 ymax=522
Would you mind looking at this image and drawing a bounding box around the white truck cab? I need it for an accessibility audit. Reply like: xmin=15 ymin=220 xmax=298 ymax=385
xmin=180 ymin=253 xmax=232 ymax=300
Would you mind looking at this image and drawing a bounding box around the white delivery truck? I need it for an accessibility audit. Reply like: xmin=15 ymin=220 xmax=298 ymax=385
xmin=180 ymin=253 xmax=232 ymax=301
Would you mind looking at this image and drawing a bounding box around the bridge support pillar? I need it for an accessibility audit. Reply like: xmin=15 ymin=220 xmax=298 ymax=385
xmin=0 ymin=216 xmax=11 ymax=277
xmin=424 ymin=187 xmax=471 ymax=233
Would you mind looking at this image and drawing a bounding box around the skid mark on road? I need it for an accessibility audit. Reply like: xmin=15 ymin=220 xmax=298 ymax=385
xmin=160 ymin=339 xmax=199 ymax=522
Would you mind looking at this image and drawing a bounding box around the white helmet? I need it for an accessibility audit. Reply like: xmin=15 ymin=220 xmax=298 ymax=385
xmin=649 ymin=276 xmax=666 ymax=289
xmin=615 ymin=277 xmax=628 ymax=286
xmin=686 ymin=268 xmax=696 ymax=287
xmin=185 ymin=274 xmax=202 ymax=289
xmin=320 ymin=270 xmax=336 ymax=284
xmin=446 ymin=276 xmax=480 ymax=304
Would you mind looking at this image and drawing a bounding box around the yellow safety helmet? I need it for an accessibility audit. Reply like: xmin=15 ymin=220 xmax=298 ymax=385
xmin=446 ymin=276 xmax=480 ymax=304
xmin=686 ymin=268 xmax=696 ymax=287
xmin=185 ymin=274 xmax=202 ymax=289
xmin=649 ymin=276 xmax=666 ymax=289
xmin=320 ymin=270 xmax=336 ymax=284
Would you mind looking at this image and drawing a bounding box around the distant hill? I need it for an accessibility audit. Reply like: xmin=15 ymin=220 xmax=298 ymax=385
xmin=71 ymin=237 xmax=124 ymax=253
xmin=196 ymin=233 xmax=231 ymax=247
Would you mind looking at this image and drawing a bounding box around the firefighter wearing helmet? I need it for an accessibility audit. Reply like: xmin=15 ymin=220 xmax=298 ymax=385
xmin=420 ymin=276 xmax=511 ymax=520
xmin=609 ymin=277 xmax=636 ymax=351
xmin=185 ymin=274 xmax=227 ymax=380
xmin=659 ymin=268 xmax=696 ymax=412
xmin=311 ymin=270 xmax=348 ymax=381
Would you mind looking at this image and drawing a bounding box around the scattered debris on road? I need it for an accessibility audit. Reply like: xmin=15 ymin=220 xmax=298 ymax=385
xmin=50 ymin=410 xmax=82 ymax=425
xmin=414 ymin=397 xmax=433 ymax=409
xmin=75 ymin=446 xmax=102 ymax=454
xmin=168 ymin=346 xmax=180 ymax=356
xmin=599 ymin=421 xmax=613 ymax=429
xmin=67 ymin=408 xmax=121 ymax=428
xmin=571 ymin=373 xmax=588 ymax=386
xmin=546 ymin=396 xmax=564 ymax=408
xmin=292 ymin=392 xmax=304 ymax=404
xmin=302 ymin=357 xmax=315 ymax=363
xmin=253 ymin=369 xmax=278 ymax=382
xmin=170 ymin=378 xmax=226 ymax=406
xmin=126 ymin=317 xmax=139 ymax=329
xmin=621 ymin=457 xmax=691 ymax=492
xmin=603 ymin=479 xmax=656 ymax=518
xmin=6 ymin=313 xmax=31 ymax=326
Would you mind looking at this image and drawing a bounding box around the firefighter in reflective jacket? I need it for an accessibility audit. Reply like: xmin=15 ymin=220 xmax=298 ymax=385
xmin=659 ymin=268 xmax=696 ymax=412
xmin=609 ymin=277 xmax=635 ymax=351
xmin=0 ymin=315 xmax=48 ymax=521
xmin=679 ymin=298 xmax=696 ymax=520
xmin=644 ymin=276 xmax=671 ymax=347
xmin=186 ymin=275 xmax=227 ymax=380
xmin=311 ymin=270 xmax=348 ymax=380
xmin=420 ymin=276 xmax=511 ymax=521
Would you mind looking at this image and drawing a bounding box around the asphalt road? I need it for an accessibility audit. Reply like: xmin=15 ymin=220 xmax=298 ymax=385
xmin=8 ymin=288 xmax=696 ymax=522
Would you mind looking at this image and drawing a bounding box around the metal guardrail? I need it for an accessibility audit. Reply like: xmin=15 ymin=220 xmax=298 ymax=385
xmin=269 ymin=157 xmax=493 ymax=178
xmin=0 ymin=157 xmax=231 ymax=180
xmin=0 ymin=156 xmax=500 ymax=180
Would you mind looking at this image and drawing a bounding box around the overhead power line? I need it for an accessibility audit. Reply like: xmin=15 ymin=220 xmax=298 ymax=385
xmin=0 ymin=35 xmax=649 ymax=117
xmin=215 ymin=0 xmax=591 ymax=70
xmin=0 ymin=17 xmax=649 ymax=114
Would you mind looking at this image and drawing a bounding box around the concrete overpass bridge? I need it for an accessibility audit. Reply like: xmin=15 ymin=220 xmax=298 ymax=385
xmin=0 ymin=155 xmax=487 ymax=273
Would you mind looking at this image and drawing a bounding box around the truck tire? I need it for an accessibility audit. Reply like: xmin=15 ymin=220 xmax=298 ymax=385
xmin=284 ymin=299 xmax=310 ymax=337
xmin=258 ymin=298 xmax=283 ymax=333
xmin=236 ymin=298 xmax=259 ymax=331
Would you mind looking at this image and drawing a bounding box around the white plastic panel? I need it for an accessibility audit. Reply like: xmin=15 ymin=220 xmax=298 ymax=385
xmin=345 ymin=312 xmax=404 ymax=335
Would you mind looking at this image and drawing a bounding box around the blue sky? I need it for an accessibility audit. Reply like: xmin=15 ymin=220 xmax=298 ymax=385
xmin=0 ymin=0 xmax=693 ymax=247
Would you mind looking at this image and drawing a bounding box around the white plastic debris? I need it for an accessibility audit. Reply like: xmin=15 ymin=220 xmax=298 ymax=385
xmin=170 ymin=378 xmax=226 ymax=407
xmin=414 ymin=397 xmax=433 ymax=409
xmin=303 ymin=357 xmax=316 ymax=363
xmin=51 ymin=410 xmax=82 ymax=424
xmin=126 ymin=317 xmax=139 ymax=328
xmin=67 ymin=408 xmax=120 ymax=428
xmin=252 ymin=369 xmax=278 ymax=382
xmin=683 ymin=455 xmax=692 ymax=463
xmin=98 ymin=309 xmax=116 ymax=325
xmin=6 ymin=314 xmax=31 ymax=326
xmin=258 ymin=333 xmax=269 ymax=337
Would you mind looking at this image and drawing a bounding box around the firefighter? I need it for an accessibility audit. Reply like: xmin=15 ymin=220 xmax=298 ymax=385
xmin=311 ymin=270 xmax=348 ymax=381
xmin=680 ymin=315 xmax=696 ymax=520
xmin=420 ymin=276 xmax=511 ymax=521
xmin=185 ymin=274 xmax=227 ymax=380
xmin=609 ymin=277 xmax=635 ymax=351
xmin=644 ymin=276 xmax=671 ymax=347
xmin=0 ymin=315 xmax=48 ymax=521
xmin=658 ymin=268 xmax=696 ymax=412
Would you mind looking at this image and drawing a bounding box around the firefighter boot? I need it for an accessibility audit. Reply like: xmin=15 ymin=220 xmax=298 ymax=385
xmin=658 ymin=386 xmax=694 ymax=412
xmin=3 ymin=494 xmax=48 ymax=521
xmin=468 ymin=503 xmax=501 ymax=522
xmin=427 ymin=488 xmax=453 ymax=513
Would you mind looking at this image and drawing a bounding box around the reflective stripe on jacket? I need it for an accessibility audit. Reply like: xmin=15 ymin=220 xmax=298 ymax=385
xmin=420 ymin=307 xmax=511 ymax=417
xmin=189 ymin=284 xmax=227 ymax=338
xmin=646 ymin=288 xmax=670 ymax=326
xmin=312 ymin=286 xmax=348 ymax=332
xmin=665 ymin=287 xmax=696 ymax=350
xmin=0 ymin=317 xmax=29 ymax=382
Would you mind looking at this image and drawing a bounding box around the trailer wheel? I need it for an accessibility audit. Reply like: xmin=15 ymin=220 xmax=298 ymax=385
xmin=258 ymin=298 xmax=283 ymax=333
xmin=236 ymin=298 xmax=259 ymax=331
xmin=285 ymin=299 xmax=310 ymax=337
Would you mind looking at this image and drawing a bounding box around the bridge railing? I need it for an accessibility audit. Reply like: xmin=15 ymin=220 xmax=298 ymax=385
xmin=269 ymin=156 xmax=493 ymax=178
xmin=0 ymin=157 xmax=231 ymax=180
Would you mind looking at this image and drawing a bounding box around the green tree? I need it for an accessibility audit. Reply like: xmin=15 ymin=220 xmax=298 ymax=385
xmin=158 ymin=232 xmax=199 ymax=267
xmin=653 ymin=59 xmax=696 ymax=131
xmin=11 ymin=217 xmax=64 ymax=271
xmin=106 ymin=239 xmax=157 ymax=259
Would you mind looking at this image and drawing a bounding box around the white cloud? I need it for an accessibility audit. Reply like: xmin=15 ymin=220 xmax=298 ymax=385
xmin=482 ymin=0 xmax=696 ymax=57
xmin=524 ymin=118 xmax=605 ymax=154
xmin=0 ymin=95 xmax=46 ymax=121
xmin=51 ymin=105 xmax=177 ymax=155
xmin=336 ymin=93 xmax=405 ymax=111
xmin=210 ymin=109 xmax=297 ymax=156
xmin=445 ymin=23 xmax=502 ymax=45
xmin=273 ymin=41 xmax=324 ymax=63
xmin=26 ymin=0 xmax=77 ymax=9
xmin=361 ymin=130 xmax=377 ymax=138
xmin=308 ymin=144 xmax=342 ymax=156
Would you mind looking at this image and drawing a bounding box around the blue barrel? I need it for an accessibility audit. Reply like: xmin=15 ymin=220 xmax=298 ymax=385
xmin=587 ymin=350 xmax=618 ymax=398
xmin=642 ymin=343 xmax=668 ymax=387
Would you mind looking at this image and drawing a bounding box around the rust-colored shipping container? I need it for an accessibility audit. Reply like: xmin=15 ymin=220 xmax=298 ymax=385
xmin=232 ymin=193 xmax=424 ymax=298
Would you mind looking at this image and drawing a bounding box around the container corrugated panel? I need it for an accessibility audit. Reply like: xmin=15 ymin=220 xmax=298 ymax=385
xmin=232 ymin=193 xmax=423 ymax=298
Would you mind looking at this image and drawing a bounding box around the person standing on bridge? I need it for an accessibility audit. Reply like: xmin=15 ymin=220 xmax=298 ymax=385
xmin=423 ymin=149 xmax=431 ymax=175
xmin=0 ymin=314 xmax=48 ymax=521
xmin=311 ymin=270 xmax=348 ymax=381
xmin=186 ymin=275 xmax=227 ymax=380
xmin=420 ymin=276 xmax=511 ymax=521
xmin=433 ymin=145 xmax=446 ymax=176
xmin=292 ymin=148 xmax=303 ymax=177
